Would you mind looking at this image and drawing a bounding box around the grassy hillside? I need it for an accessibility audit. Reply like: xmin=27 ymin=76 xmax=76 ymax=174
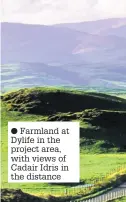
xmin=1 ymin=87 xmax=126 ymax=199
xmin=2 ymin=87 xmax=126 ymax=114
xmin=2 ymin=87 xmax=126 ymax=152
xmin=1 ymin=189 xmax=47 ymax=202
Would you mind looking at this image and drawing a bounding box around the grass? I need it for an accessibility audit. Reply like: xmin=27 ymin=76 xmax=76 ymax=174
xmin=1 ymin=102 xmax=126 ymax=195
xmin=2 ymin=87 xmax=126 ymax=153
xmin=115 ymin=94 xmax=126 ymax=99
xmin=109 ymin=198 xmax=126 ymax=202
xmin=80 ymin=154 xmax=126 ymax=183
xmin=1 ymin=87 xmax=126 ymax=198
xmin=2 ymin=87 xmax=126 ymax=115
xmin=1 ymin=189 xmax=47 ymax=202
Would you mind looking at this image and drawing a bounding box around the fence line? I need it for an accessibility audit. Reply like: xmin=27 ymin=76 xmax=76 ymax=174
xmin=1 ymin=165 xmax=126 ymax=197
xmin=81 ymin=189 xmax=126 ymax=202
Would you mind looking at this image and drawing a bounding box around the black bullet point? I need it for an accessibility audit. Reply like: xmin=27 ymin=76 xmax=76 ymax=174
xmin=11 ymin=128 xmax=18 ymax=134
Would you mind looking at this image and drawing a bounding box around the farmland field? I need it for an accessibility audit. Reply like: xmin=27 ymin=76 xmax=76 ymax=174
xmin=1 ymin=88 xmax=126 ymax=197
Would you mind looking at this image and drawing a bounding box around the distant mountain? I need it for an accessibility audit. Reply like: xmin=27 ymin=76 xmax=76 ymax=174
xmin=1 ymin=22 xmax=80 ymax=63
xmin=55 ymin=18 xmax=126 ymax=36
xmin=1 ymin=21 xmax=126 ymax=64
xmin=98 ymin=25 xmax=126 ymax=38
xmin=1 ymin=19 xmax=126 ymax=91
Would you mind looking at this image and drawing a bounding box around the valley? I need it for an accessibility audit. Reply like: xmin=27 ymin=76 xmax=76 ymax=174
xmin=1 ymin=17 xmax=126 ymax=201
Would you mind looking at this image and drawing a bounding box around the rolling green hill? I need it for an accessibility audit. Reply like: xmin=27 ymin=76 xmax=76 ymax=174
xmin=1 ymin=87 xmax=126 ymax=201
xmin=2 ymin=87 xmax=126 ymax=114
xmin=2 ymin=87 xmax=126 ymax=153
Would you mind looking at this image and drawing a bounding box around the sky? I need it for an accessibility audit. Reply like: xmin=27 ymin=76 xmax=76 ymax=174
xmin=1 ymin=0 xmax=126 ymax=25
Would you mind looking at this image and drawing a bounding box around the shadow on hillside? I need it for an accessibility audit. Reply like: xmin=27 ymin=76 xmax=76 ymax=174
xmin=3 ymin=88 xmax=126 ymax=115
xmin=1 ymin=189 xmax=47 ymax=202
xmin=80 ymin=127 xmax=126 ymax=152
xmin=1 ymin=189 xmax=78 ymax=202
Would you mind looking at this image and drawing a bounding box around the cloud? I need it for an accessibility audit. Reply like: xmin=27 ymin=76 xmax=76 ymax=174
xmin=1 ymin=0 xmax=126 ymax=24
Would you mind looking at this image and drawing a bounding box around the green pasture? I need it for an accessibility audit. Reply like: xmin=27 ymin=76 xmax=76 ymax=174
xmin=1 ymin=104 xmax=126 ymax=195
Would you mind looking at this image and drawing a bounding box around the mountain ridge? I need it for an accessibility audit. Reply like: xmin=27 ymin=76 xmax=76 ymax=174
xmin=54 ymin=18 xmax=126 ymax=36
xmin=1 ymin=20 xmax=126 ymax=64
xmin=1 ymin=18 xmax=126 ymax=91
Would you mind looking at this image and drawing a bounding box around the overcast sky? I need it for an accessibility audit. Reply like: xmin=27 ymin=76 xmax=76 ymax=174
xmin=1 ymin=0 xmax=126 ymax=24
